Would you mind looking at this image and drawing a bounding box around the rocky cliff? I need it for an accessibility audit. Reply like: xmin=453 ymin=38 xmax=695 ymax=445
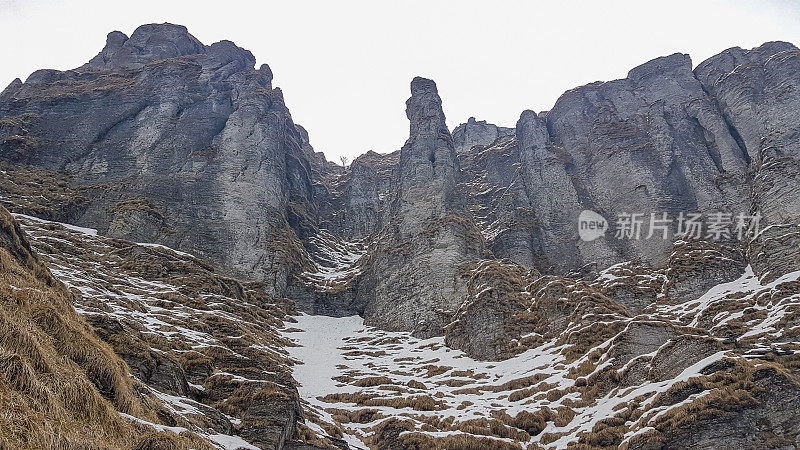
xmin=452 ymin=116 xmax=514 ymax=153
xmin=299 ymin=42 xmax=799 ymax=335
xmin=2 ymin=24 xmax=800 ymax=449
xmin=0 ymin=23 xmax=316 ymax=296
xmin=353 ymin=77 xmax=486 ymax=337
xmin=5 ymin=25 xmax=798 ymax=326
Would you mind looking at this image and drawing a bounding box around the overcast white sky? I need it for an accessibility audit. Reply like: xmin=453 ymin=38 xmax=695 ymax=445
xmin=2 ymin=1 xmax=800 ymax=162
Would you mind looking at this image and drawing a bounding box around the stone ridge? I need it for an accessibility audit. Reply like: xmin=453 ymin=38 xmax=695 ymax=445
xmin=355 ymin=77 xmax=486 ymax=337
xmin=1 ymin=23 xmax=315 ymax=296
xmin=452 ymin=116 xmax=515 ymax=153
xmin=3 ymin=25 xmax=800 ymax=449
xmin=301 ymin=39 xmax=800 ymax=333
xmin=2 ymin=25 xmax=800 ymax=335
xmin=81 ymin=23 xmax=210 ymax=71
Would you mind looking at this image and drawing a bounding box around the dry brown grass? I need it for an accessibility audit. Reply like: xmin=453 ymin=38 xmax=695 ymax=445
xmin=353 ymin=376 xmax=394 ymax=387
xmin=132 ymin=430 xmax=214 ymax=450
xmin=446 ymin=417 xmax=530 ymax=441
xmin=539 ymin=432 xmax=563 ymax=445
xmin=560 ymin=321 xmax=626 ymax=363
xmin=647 ymin=359 xmax=772 ymax=434
xmin=437 ymin=378 xmax=474 ymax=387
xmin=266 ymin=225 xmax=315 ymax=273
xmin=508 ymin=382 xmax=558 ymax=402
xmin=578 ymin=358 xmax=798 ymax=448
xmin=293 ymin=423 xmax=341 ymax=450
xmin=16 ymin=73 xmax=139 ymax=101
xmin=492 ymin=408 xmax=558 ymax=437
xmin=422 ymin=364 xmax=452 ymax=377
xmin=0 ymin=205 xmax=203 ymax=448
xmin=110 ymin=197 xmax=163 ymax=220
xmin=327 ymin=408 xmax=386 ymax=424
xmin=319 ymin=392 xmax=448 ymax=411
xmin=407 ymin=379 xmax=427 ymax=389
xmin=399 ymin=431 xmax=524 ymax=450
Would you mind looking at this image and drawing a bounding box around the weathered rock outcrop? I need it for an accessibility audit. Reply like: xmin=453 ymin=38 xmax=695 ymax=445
xmin=536 ymin=53 xmax=748 ymax=269
xmin=0 ymin=23 xmax=315 ymax=294
xmin=695 ymin=41 xmax=800 ymax=282
xmin=444 ymin=260 xmax=539 ymax=360
xmin=4 ymin=24 xmax=800 ymax=449
xmin=512 ymin=109 xmax=617 ymax=273
xmin=356 ymin=78 xmax=486 ymax=337
xmin=452 ymin=117 xmax=514 ymax=153
xmin=314 ymin=150 xmax=398 ymax=240
xmin=662 ymin=239 xmax=747 ymax=304
xmin=443 ymin=43 xmax=799 ymax=286
xmin=3 ymin=27 xmax=800 ymax=339
xmin=627 ymin=361 xmax=800 ymax=449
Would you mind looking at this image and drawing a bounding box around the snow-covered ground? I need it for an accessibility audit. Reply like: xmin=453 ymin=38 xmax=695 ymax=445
xmin=14 ymin=213 xmax=799 ymax=449
xmin=654 ymin=266 xmax=800 ymax=343
xmin=301 ymin=230 xmax=366 ymax=291
xmin=281 ymin=313 xmax=739 ymax=448
xmin=14 ymin=214 xmax=291 ymax=450
xmin=13 ymin=213 xmax=98 ymax=235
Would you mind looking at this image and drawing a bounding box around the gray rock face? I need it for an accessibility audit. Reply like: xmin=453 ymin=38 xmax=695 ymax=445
xmin=0 ymin=23 xmax=315 ymax=293
xmin=80 ymin=24 xmax=206 ymax=71
xmin=448 ymin=52 xmax=772 ymax=279
xmin=452 ymin=117 xmax=514 ymax=153
xmin=539 ymin=53 xmax=748 ymax=269
xmin=356 ymin=78 xmax=485 ymax=337
xmin=514 ymin=109 xmax=617 ymax=273
xmin=4 ymin=26 xmax=800 ymax=449
xmin=316 ymin=150 xmax=398 ymax=240
xmin=4 ymin=26 xmax=800 ymax=345
xmin=394 ymin=77 xmax=464 ymax=233
xmin=749 ymin=224 xmax=800 ymax=283
xmin=695 ymin=41 xmax=800 ymax=282
xmin=446 ymin=44 xmax=800 ymax=285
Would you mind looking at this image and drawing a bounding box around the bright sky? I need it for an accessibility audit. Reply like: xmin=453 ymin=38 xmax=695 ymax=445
xmin=2 ymin=1 xmax=800 ymax=163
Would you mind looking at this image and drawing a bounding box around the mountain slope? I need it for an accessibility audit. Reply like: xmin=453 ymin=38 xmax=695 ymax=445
xmin=0 ymin=205 xmax=213 ymax=449
xmin=2 ymin=24 xmax=800 ymax=450
xmin=0 ymin=23 xmax=317 ymax=295
xmin=12 ymin=212 xmax=352 ymax=449
xmin=4 ymin=25 xmax=799 ymax=336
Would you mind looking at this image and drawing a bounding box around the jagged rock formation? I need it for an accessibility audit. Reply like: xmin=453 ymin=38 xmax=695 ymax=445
xmin=694 ymin=42 xmax=800 ymax=283
xmin=314 ymin=150 xmax=398 ymax=240
xmin=452 ymin=117 xmax=514 ymax=153
xmin=0 ymin=23 xmax=316 ymax=296
xmin=5 ymin=24 xmax=798 ymax=326
xmin=354 ymin=77 xmax=486 ymax=337
xmin=496 ymin=52 xmax=750 ymax=272
xmin=3 ymin=24 xmax=800 ymax=449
